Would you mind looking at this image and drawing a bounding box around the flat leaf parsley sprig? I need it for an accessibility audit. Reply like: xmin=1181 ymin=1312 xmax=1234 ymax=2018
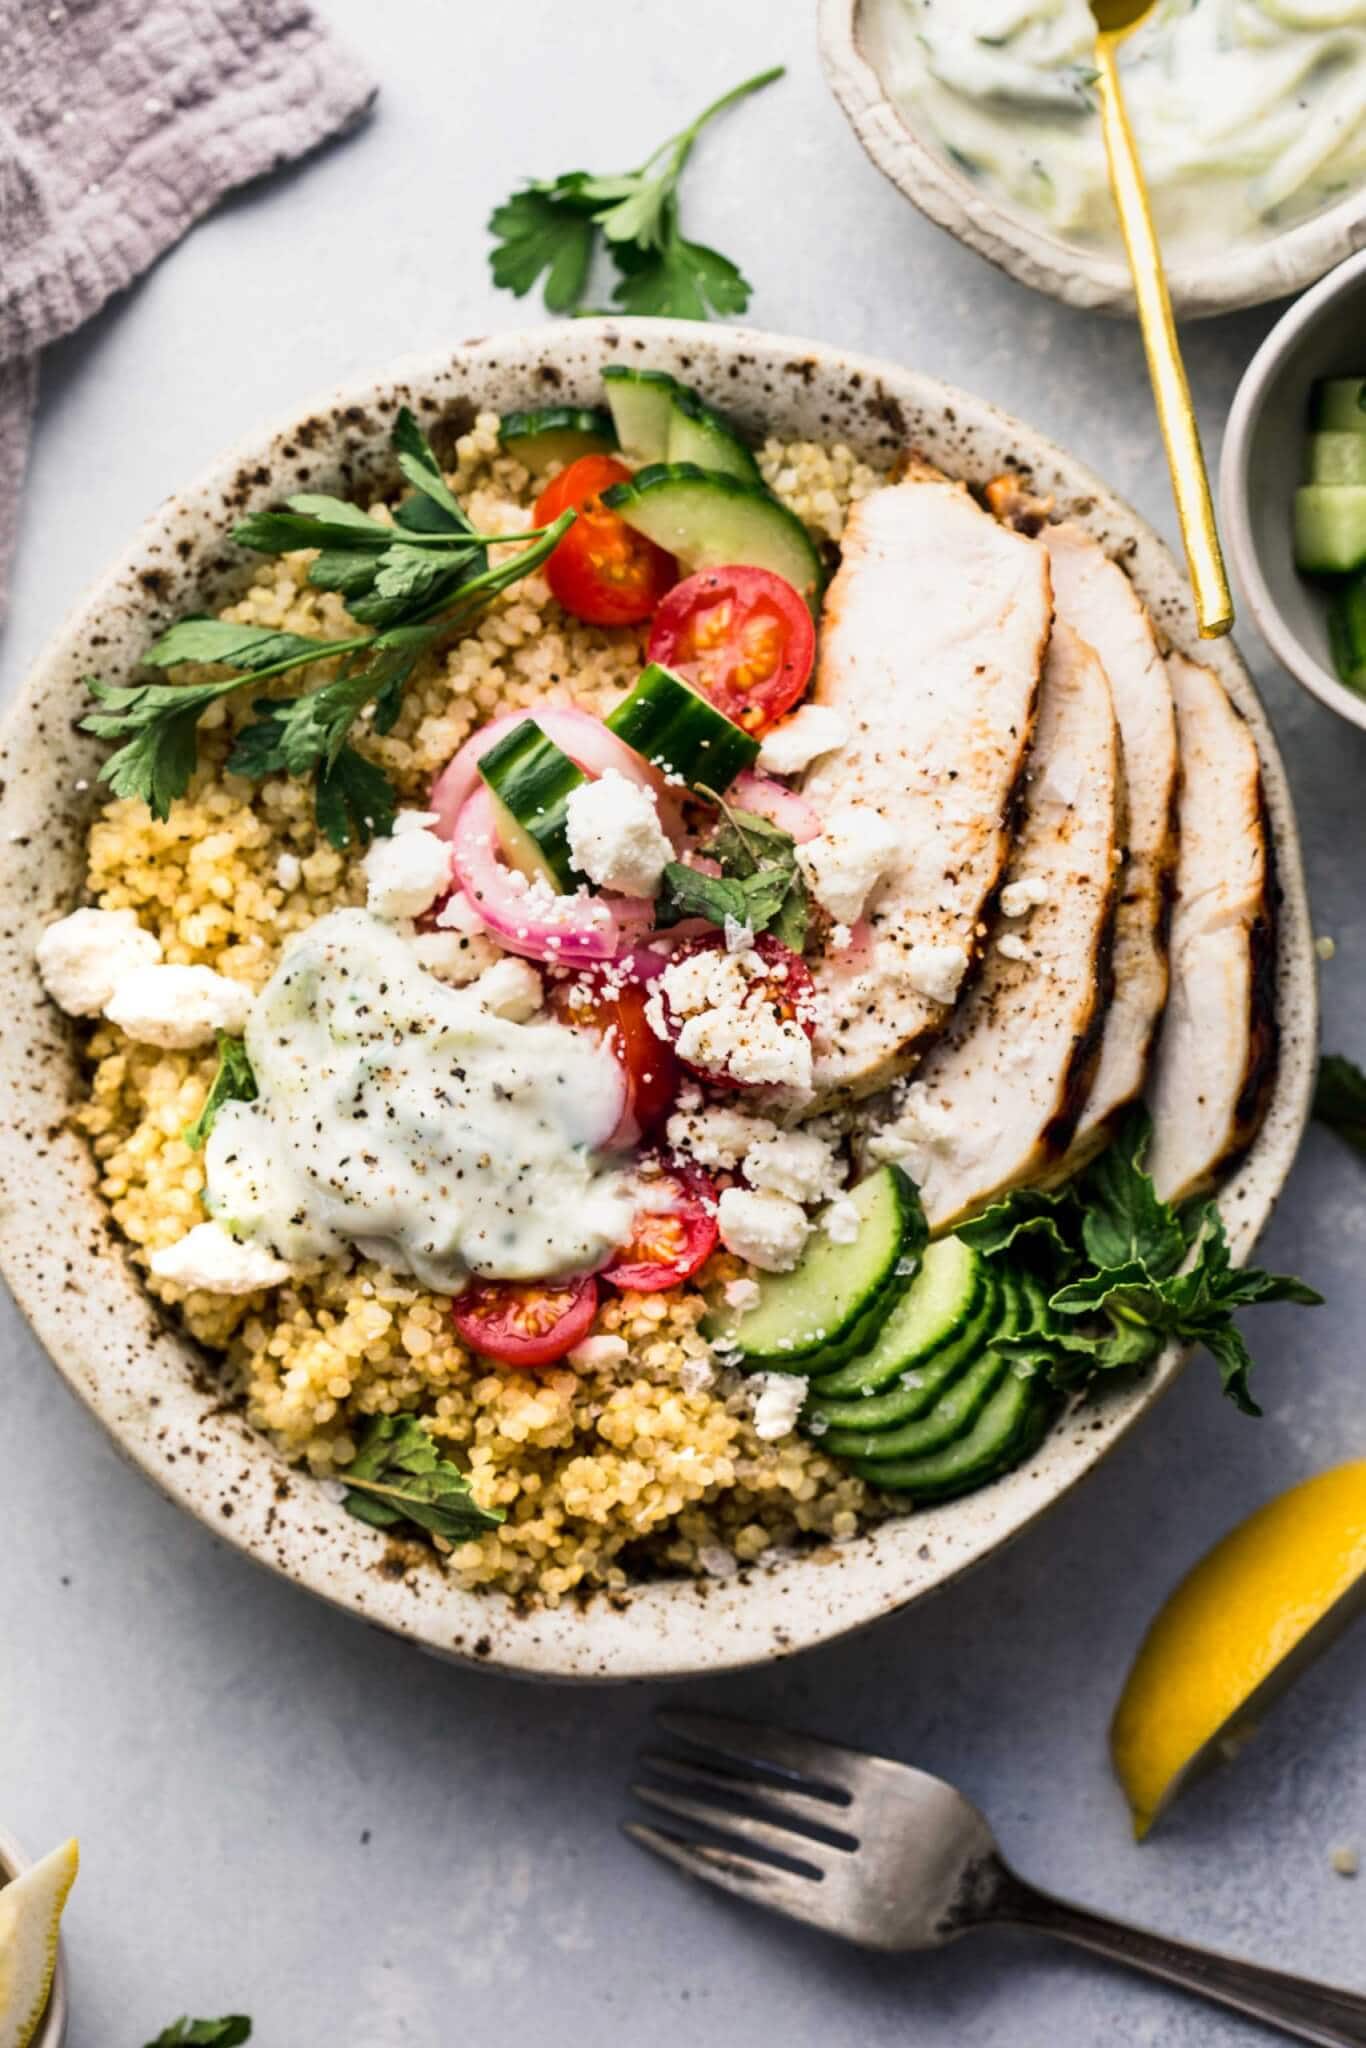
xmin=488 ymin=65 xmax=784 ymax=320
xmin=80 ymin=409 xmax=574 ymax=849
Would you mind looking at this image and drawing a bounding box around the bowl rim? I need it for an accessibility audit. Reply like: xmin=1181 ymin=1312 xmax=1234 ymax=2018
xmin=1220 ymin=246 xmax=1366 ymax=732
xmin=818 ymin=0 xmax=1366 ymax=319
xmin=0 ymin=1829 xmax=69 ymax=2048
xmin=0 ymin=318 xmax=1317 ymax=1682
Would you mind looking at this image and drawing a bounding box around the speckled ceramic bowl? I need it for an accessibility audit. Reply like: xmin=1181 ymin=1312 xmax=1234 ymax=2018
xmin=0 ymin=321 xmax=1317 ymax=1681
xmin=0 ymin=1829 xmax=69 ymax=2048
xmin=819 ymin=0 xmax=1366 ymax=319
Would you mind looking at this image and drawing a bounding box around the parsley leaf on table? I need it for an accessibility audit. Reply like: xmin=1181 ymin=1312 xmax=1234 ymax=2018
xmin=183 ymin=1032 xmax=257 ymax=1151
xmin=146 ymin=2019 xmax=251 ymax=2046
xmin=487 ymin=66 xmax=784 ymax=321
xmin=342 ymin=1415 xmax=504 ymax=1545
xmin=1313 ymin=1052 xmax=1366 ymax=1159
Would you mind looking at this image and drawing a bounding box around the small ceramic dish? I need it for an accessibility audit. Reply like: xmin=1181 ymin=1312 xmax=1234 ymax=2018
xmin=819 ymin=0 xmax=1366 ymax=319
xmin=0 ymin=321 xmax=1317 ymax=1682
xmin=1221 ymin=248 xmax=1366 ymax=731
xmin=0 ymin=1830 xmax=69 ymax=2048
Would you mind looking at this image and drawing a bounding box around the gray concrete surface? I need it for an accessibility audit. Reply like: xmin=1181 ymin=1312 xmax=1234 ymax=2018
xmin=2 ymin=3 xmax=1363 ymax=2041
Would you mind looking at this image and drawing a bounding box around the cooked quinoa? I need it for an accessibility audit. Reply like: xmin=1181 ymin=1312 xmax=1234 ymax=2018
xmin=72 ymin=413 xmax=886 ymax=1605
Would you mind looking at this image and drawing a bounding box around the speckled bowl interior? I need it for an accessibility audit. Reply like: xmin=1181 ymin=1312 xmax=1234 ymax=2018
xmin=819 ymin=0 xmax=1366 ymax=319
xmin=0 ymin=321 xmax=1317 ymax=1681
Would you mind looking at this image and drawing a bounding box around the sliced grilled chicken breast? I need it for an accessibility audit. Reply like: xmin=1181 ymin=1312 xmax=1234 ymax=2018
xmin=866 ymin=622 xmax=1121 ymax=1232
xmin=803 ymin=463 xmax=1052 ymax=1102
xmin=1146 ymin=653 xmax=1276 ymax=1203
xmin=1042 ymin=523 xmax=1180 ymax=1156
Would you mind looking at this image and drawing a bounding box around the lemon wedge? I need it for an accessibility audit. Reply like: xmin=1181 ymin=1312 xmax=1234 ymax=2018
xmin=0 ymin=1839 xmax=78 ymax=2048
xmin=1112 ymin=1461 xmax=1366 ymax=1837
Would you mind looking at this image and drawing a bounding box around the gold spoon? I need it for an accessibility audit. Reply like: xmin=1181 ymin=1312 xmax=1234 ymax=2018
xmin=1089 ymin=0 xmax=1233 ymax=637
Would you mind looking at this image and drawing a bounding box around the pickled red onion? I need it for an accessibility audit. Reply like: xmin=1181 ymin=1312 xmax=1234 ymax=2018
xmin=450 ymin=789 xmax=653 ymax=967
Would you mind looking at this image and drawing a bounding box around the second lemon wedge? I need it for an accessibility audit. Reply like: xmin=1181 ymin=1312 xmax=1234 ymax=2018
xmin=0 ymin=1838 xmax=78 ymax=2048
xmin=1112 ymin=1460 xmax=1366 ymax=1837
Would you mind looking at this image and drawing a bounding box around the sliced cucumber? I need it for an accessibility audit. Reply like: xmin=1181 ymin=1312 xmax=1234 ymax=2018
xmin=602 ymin=464 xmax=826 ymax=611
xmin=605 ymin=662 xmax=758 ymax=793
xmin=1311 ymin=378 xmax=1366 ymax=435
xmin=856 ymin=1363 xmax=1053 ymax=1500
xmin=1293 ymin=485 xmax=1366 ymax=576
xmin=809 ymin=1237 xmax=987 ymax=1400
xmin=822 ymin=1276 xmax=1023 ymax=1462
xmin=602 ymin=366 xmax=678 ymax=465
xmin=498 ymin=407 xmax=616 ymax=475
xmin=1309 ymin=432 xmax=1366 ymax=487
xmin=805 ymin=1273 xmax=1001 ymax=1436
xmin=705 ymin=1166 xmax=925 ymax=1373
xmin=665 ymin=387 xmax=763 ymax=486
xmin=1329 ymin=569 xmax=1366 ymax=691
xmin=477 ymin=718 xmax=587 ymax=891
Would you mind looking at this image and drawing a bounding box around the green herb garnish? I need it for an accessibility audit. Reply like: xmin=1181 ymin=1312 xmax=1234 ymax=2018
xmin=958 ymin=1108 xmax=1321 ymax=1415
xmin=342 ymin=1414 xmax=504 ymax=1545
xmin=146 ymin=2019 xmax=251 ymax=2046
xmin=657 ymin=793 xmax=808 ymax=947
xmin=488 ymin=66 xmax=784 ymax=320
xmin=183 ymin=1032 xmax=257 ymax=1151
xmin=80 ymin=410 xmax=573 ymax=849
xmin=1313 ymin=1052 xmax=1366 ymax=1158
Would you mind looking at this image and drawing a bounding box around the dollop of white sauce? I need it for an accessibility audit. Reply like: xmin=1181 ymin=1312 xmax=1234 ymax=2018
xmin=867 ymin=0 xmax=1366 ymax=255
xmin=203 ymin=909 xmax=633 ymax=1292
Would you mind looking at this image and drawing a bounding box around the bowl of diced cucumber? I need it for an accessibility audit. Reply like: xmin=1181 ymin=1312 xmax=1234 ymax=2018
xmin=1222 ymin=248 xmax=1366 ymax=730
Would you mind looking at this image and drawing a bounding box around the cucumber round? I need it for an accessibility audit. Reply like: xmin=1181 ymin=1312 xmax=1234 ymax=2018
xmin=705 ymin=1166 xmax=925 ymax=1373
xmin=1329 ymin=569 xmax=1366 ymax=691
xmin=822 ymin=1275 xmax=1024 ymax=1462
xmin=477 ymin=718 xmax=587 ymax=891
xmin=605 ymin=662 xmax=758 ymax=793
xmin=809 ymin=1237 xmax=986 ymax=1400
xmin=805 ymin=1272 xmax=1001 ymax=1435
xmin=1293 ymin=485 xmax=1366 ymax=576
xmin=1311 ymin=378 xmax=1366 ymax=435
xmin=1309 ymin=432 xmax=1366 ymax=487
xmin=602 ymin=366 xmax=678 ymax=465
xmin=665 ymin=387 xmax=763 ymax=487
xmin=856 ymin=1367 xmax=1055 ymax=1500
xmin=498 ymin=407 xmax=617 ymax=474
xmin=602 ymin=464 xmax=826 ymax=610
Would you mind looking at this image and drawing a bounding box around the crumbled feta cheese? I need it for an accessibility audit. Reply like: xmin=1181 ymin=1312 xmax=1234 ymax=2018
xmin=35 ymin=907 xmax=162 ymax=1017
xmin=435 ymin=889 xmax=488 ymax=935
xmin=723 ymin=1276 xmax=763 ymax=1312
xmin=105 ymin=964 xmax=252 ymax=1048
xmin=865 ymin=1084 xmax=957 ymax=1171
xmin=797 ymin=805 xmax=899 ymax=924
xmin=392 ymin=810 xmax=441 ymax=835
xmin=717 ymin=1186 xmax=811 ymax=1272
xmin=665 ymin=1103 xmax=777 ymax=1170
xmin=364 ymin=816 xmax=452 ymax=919
xmin=823 ymin=1197 xmax=861 ymax=1243
xmin=679 ymin=1354 xmax=717 ymax=1395
xmin=411 ymin=930 xmax=501 ymax=985
xmin=275 ymin=851 xmax=302 ymax=892
xmin=999 ymin=874 xmax=1050 ymax=918
xmin=723 ymin=914 xmax=754 ymax=954
xmin=744 ymin=1128 xmax=843 ymax=1204
xmin=472 ymin=956 xmax=544 ymax=1021
xmin=149 ymin=1221 xmax=292 ymax=1294
xmin=568 ymin=1333 xmax=630 ymax=1368
xmin=564 ymin=770 xmax=672 ymax=898
xmin=997 ymin=933 xmax=1032 ymax=963
xmin=900 ymin=941 xmax=970 ymax=1006
xmin=656 ymin=947 xmax=813 ymax=1091
xmin=829 ymin=923 xmax=854 ymax=951
xmin=749 ymin=1370 xmax=809 ymax=1441
xmin=756 ymin=704 xmax=849 ymax=777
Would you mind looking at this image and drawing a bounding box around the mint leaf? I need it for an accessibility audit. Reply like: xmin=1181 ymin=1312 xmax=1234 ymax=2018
xmin=184 ymin=1033 xmax=257 ymax=1151
xmin=146 ymin=2019 xmax=251 ymax=2046
xmin=1076 ymin=1108 xmax=1185 ymax=1276
xmin=1314 ymin=1053 xmax=1366 ymax=1159
xmin=956 ymin=1183 xmax=1081 ymax=1264
xmin=343 ymin=1415 xmax=504 ymax=1543
xmin=657 ymin=862 xmax=750 ymax=929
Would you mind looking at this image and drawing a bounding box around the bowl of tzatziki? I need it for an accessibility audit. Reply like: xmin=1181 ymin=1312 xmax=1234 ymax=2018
xmin=821 ymin=0 xmax=1366 ymax=317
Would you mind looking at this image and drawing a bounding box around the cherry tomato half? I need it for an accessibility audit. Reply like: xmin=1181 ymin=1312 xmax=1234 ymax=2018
xmin=604 ymin=1159 xmax=719 ymax=1293
xmin=550 ymin=967 xmax=679 ymax=1147
xmin=453 ymin=1271 xmax=598 ymax=1370
xmin=654 ymin=932 xmax=819 ymax=1091
xmin=646 ymin=566 xmax=816 ymax=732
xmin=535 ymin=455 xmax=676 ymax=627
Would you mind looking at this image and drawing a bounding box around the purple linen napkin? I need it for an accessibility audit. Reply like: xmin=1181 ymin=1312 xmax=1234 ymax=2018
xmin=0 ymin=0 xmax=376 ymax=617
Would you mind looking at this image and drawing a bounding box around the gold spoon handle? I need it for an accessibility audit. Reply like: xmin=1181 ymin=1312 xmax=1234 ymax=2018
xmin=1093 ymin=39 xmax=1233 ymax=638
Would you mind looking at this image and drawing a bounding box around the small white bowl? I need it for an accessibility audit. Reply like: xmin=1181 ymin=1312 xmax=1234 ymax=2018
xmin=1221 ymin=248 xmax=1366 ymax=731
xmin=0 ymin=1830 xmax=69 ymax=2048
xmin=819 ymin=0 xmax=1366 ymax=319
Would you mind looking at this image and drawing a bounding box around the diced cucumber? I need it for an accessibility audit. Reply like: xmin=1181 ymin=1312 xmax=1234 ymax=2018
xmin=602 ymin=366 xmax=678 ymax=465
xmin=603 ymin=464 xmax=826 ymax=610
xmin=808 ymin=1237 xmax=988 ymax=1399
xmin=498 ymin=407 xmax=617 ymax=474
xmin=805 ymin=1272 xmax=1001 ymax=1436
xmin=665 ymin=387 xmax=763 ymax=487
xmin=1329 ymin=569 xmax=1366 ymax=691
xmin=1293 ymin=485 xmax=1366 ymax=576
xmin=705 ymin=1166 xmax=926 ymax=1373
xmin=821 ymin=1276 xmax=1024 ymax=1462
xmin=604 ymin=662 xmax=758 ymax=793
xmin=477 ymin=718 xmax=587 ymax=891
xmin=1309 ymin=432 xmax=1366 ymax=487
xmin=1311 ymin=378 xmax=1366 ymax=435
xmin=857 ymin=1365 xmax=1054 ymax=1500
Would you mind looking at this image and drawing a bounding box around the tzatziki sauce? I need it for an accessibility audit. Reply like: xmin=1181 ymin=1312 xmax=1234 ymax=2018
xmin=867 ymin=0 xmax=1366 ymax=254
xmin=204 ymin=909 xmax=634 ymax=1292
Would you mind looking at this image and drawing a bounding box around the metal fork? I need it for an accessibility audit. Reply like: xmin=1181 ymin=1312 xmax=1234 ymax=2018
xmin=627 ymin=1711 xmax=1366 ymax=2047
